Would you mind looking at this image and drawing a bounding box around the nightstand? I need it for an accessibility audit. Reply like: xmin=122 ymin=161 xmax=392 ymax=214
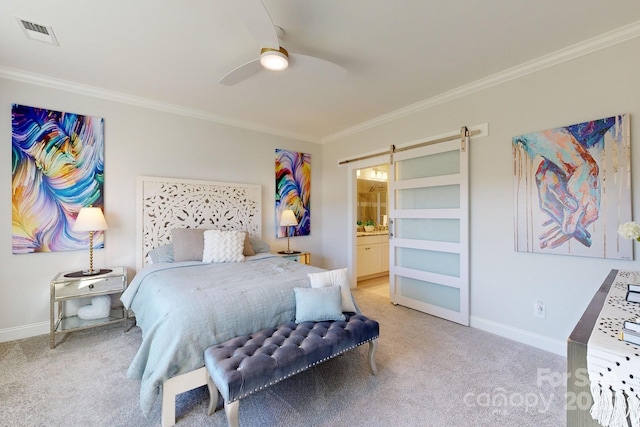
xmin=50 ymin=267 xmax=128 ymax=349
xmin=275 ymin=251 xmax=310 ymax=265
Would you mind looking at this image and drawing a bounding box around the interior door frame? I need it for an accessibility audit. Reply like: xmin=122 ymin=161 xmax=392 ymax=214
xmin=347 ymin=153 xmax=390 ymax=288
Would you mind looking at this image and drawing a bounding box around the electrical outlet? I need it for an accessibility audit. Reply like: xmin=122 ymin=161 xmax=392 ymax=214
xmin=534 ymin=300 xmax=546 ymax=319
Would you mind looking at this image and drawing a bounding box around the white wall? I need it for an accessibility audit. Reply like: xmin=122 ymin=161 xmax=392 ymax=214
xmin=0 ymin=78 xmax=321 ymax=341
xmin=4 ymin=37 xmax=640 ymax=356
xmin=321 ymin=37 xmax=640 ymax=356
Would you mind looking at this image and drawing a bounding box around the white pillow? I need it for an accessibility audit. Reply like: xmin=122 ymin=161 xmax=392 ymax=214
xmin=202 ymin=230 xmax=245 ymax=263
xmin=77 ymin=295 xmax=111 ymax=320
xmin=308 ymin=268 xmax=358 ymax=313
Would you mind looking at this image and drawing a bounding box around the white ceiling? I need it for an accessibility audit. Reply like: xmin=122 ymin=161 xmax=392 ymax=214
xmin=2 ymin=1 xmax=640 ymax=143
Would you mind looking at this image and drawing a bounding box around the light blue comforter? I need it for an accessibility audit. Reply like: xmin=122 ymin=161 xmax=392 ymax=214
xmin=121 ymin=254 xmax=323 ymax=417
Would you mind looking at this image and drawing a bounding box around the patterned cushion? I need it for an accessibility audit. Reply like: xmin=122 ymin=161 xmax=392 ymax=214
xmin=203 ymin=230 xmax=245 ymax=263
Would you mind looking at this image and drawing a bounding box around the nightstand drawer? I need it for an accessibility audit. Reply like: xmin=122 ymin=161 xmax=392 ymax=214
xmin=54 ymin=276 xmax=124 ymax=299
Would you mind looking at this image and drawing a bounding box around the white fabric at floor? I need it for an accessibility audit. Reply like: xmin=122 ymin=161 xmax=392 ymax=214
xmin=587 ymin=270 xmax=640 ymax=427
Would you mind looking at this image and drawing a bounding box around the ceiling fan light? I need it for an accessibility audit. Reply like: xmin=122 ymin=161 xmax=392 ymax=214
xmin=260 ymin=47 xmax=289 ymax=71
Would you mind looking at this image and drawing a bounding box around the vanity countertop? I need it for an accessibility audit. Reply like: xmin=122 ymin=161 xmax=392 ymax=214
xmin=356 ymin=231 xmax=389 ymax=237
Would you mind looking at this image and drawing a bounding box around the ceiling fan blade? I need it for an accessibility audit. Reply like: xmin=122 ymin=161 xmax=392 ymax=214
xmin=289 ymin=54 xmax=348 ymax=80
xmin=219 ymin=58 xmax=263 ymax=86
xmin=232 ymin=0 xmax=280 ymax=49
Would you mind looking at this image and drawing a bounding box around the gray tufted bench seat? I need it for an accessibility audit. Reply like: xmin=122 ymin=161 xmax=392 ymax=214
xmin=204 ymin=314 xmax=380 ymax=427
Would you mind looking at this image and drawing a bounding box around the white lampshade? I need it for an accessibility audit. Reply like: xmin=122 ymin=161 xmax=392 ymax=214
xmin=279 ymin=209 xmax=298 ymax=227
xmin=260 ymin=48 xmax=289 ymax=71
xmin=73 ymin=207 xmax=109 ymax=232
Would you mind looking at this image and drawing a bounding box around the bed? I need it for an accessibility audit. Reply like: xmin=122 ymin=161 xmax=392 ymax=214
xmin=123 ymin=176 xmax=329 ymax=426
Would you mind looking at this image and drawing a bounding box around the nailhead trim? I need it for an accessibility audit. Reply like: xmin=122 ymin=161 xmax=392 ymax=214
xmin=206 ymin=317 xmax=379 ymax=404
xmin=228 ymin=335 xmax=379 ymax=402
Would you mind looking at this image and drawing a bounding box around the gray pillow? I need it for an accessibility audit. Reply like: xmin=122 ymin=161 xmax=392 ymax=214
xmin=171 ymin=228 xmax=207 ymax=262
xmin=249 ymin=237 xmax=271 ymax=254
xmin=148 ymin=244 xmax=174 ymax=264
xmin=171 ymin=228 xmax=258 ymax=261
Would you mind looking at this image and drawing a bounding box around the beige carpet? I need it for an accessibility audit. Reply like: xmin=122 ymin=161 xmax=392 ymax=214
xmin=0 ymin=283 xmax=567 ymax=426
xmin=358 ymin=276 xmax=390 ymax=299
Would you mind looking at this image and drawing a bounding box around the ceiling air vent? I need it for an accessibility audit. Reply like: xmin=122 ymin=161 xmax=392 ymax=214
xmin=16 ymin=17 xmax=59 ymax=46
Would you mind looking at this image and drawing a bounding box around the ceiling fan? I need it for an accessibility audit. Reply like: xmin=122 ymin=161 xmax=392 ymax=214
xmin=220 ymin=0 xmax=348 ymax=86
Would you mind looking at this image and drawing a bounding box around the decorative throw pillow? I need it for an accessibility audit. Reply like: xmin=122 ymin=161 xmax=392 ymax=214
xmin=77 ymin=295 xmax=111 ymax=320
xmin=147 ymin=243 xmax=174 ymax=264
xmin=294 ymin=287 xmax=345 ymax=323
xmin=308 ymin=268 xmax=358 ymax=313
xmin=243 ymin=232 xmax=256 ymax=256
xmin=171 ymin=228 xmax=207 ymax=262
xmin=202 ymin=230 xmax=245 ymax=263
xmin=249 ymin=237 xmax=271 ymax=253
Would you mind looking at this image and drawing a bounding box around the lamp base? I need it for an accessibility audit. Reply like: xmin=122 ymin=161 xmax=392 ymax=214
xmin=64 ymin=268 xmax=112 ymax=278
xmin=278 ymin=250 xmax=301 ymax=255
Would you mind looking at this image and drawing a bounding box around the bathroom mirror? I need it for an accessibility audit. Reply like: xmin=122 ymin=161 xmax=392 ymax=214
xmin=356 ymin=165 xmax=388 ymax=228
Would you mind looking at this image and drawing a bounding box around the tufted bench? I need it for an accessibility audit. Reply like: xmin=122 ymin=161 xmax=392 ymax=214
xmin=204 ymin=314 xmax=380 ymax=427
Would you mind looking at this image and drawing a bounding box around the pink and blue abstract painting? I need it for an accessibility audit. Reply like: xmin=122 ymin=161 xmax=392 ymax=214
xmin=12 ymin=104 xmax=105 ymax=254
xmin=513 ymin=114 xmax=631 ymax=259
xmin=275 ymin=149 xmax=310 ymax=238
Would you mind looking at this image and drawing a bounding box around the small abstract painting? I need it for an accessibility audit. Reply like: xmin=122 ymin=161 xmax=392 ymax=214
xmin=513 ymin=114 xmax=631 ymax=259
xmin=12 ymin=104 xmax=105 ymax=254
xmin=275 ymin=149 xmax=310 ymax=237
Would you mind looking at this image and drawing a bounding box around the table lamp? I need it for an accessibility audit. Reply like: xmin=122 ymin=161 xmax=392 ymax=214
xmin=278 ymin=209 xmax=300 ymax=254
xmin=72 ymin=206 xmax=109 ymax=276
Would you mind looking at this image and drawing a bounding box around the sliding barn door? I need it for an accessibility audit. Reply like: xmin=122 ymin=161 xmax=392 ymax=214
xmin=389 ymin=139 xmax=469 ymax=325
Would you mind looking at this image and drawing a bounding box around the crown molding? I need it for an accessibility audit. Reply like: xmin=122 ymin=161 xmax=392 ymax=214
xmin=322 ymin=20 xmax=640 ymax=144
xmin=0 ymin=66 xmax=320 ymax=144
xmin=3 ymin=19 xmax=639 ymax=145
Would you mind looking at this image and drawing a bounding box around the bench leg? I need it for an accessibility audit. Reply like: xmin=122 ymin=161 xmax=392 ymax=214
xmin=224 ymin=400 xmax=240 ymax=427
xmin=206 ymin=373 xmax=221 ymax=416
xmin=368 ymin=339 xmax=378 ymax=375
xmin=162 ymin=367 xmax=207 ymax=427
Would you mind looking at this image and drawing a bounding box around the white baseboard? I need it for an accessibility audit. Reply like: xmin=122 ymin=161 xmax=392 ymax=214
xmin=0 ymin=321 xmax=49 ymax=343
xmin=471 ymin=315 xmax=566 ymax=357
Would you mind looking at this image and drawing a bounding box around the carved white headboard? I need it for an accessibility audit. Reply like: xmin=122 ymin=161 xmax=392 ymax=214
xmin=136 ymin=176 xmax=262 ymax=271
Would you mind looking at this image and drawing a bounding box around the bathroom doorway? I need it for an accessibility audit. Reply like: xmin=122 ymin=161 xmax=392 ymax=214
xmin=355 ymin=164 xmax=390 ymax=294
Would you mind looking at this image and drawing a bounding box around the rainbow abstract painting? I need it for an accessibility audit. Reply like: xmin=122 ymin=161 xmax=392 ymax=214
xmin=12 ymin=104 xmax=105 ymax=254
xmin=512 ymin=114 xmax=631 ymax=259
xmin=275 ymin=149 xmax=310 ymax=237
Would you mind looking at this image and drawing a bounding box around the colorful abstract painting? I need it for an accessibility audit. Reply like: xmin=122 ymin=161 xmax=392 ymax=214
xmin=12 ymin=104 xmax=105 ymax=254
xmin=513 ymin=114 xmax=631 ymax=259
xmin=275 ymin=149 xmax=311 ymax=238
